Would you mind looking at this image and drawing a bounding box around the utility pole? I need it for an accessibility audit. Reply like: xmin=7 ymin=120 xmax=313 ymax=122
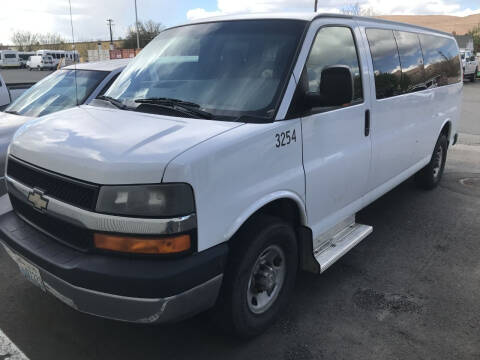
xmin=314 ymin=0 xmax=318 ymax=12
xmin=106 ymin=18 xmax=114 ymax=44
xmin=134 ymin=0 xmax=140 ymax=49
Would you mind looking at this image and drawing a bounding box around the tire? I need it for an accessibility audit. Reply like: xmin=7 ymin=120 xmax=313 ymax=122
xmin=214 ymin=215 xmax=298 ymax=338
xmin=415 ymin=134 xmax=448 ymax=190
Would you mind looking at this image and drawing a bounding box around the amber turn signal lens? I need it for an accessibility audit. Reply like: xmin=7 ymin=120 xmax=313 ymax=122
xmin=94 ymin=233 xmax=191 ymax=254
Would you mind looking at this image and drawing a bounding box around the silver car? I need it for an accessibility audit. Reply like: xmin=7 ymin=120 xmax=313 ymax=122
xmin=0 ymin=59 xmax=130 ymax=193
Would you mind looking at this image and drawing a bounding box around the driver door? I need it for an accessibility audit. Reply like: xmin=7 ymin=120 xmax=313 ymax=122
xmin=298 ymin=20 xmax=372 ymax=244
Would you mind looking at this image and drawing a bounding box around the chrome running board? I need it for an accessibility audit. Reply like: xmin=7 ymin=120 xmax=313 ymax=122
xmin=314 ymin=217 xmax=372 ymax=273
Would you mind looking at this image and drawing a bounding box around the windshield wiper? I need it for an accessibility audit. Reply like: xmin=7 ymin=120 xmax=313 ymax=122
xmin=97 ymin=95 xmax=130 ymax=110
xmin=4 ymin=110 xmax=19 ymax=115
xmin=134 ymin=98 xmax=213 ymax=119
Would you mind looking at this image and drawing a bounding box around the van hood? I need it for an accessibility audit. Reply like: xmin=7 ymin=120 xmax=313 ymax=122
xmin=10 ymin=105 xmax=242 ymax=184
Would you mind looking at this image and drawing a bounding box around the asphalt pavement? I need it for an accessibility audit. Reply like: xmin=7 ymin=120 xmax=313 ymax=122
xmin=0 ymin=82 xmax=479 ymax=360
xmin=0 ymin=68 xmax=54 ymax=84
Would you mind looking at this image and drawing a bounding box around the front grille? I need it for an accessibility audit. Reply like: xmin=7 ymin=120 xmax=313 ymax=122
xmin=7 ymin=157 xmax=99 ymax=211
xmin=10 ymin=195 xmax=92 ymax=251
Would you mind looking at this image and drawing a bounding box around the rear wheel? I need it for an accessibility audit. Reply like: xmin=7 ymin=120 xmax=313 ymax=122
xmin=472 ymin=68 xmax=478 ymax=82
xmin=215 ymin=215 xmax=298 ymax=338
xmin=415 ymin=134 xmax=448 ymax=190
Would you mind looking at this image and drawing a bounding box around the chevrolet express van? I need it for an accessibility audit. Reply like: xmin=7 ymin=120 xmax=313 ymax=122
xmin=0 ymin=13 xmax=462 ymax=337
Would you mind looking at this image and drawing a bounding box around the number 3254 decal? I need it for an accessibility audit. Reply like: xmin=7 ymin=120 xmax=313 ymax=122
xmin=275 ymin=129 xmax=297 ymax=148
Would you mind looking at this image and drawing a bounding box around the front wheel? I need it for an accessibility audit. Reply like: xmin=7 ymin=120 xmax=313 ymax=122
xmin=215 ymin=216 xmax=298 ymax=338
xmin=415 ymin=134 xmax=448 ymax=190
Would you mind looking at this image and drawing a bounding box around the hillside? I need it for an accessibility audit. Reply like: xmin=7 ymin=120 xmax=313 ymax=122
xmin=377 ymin=14 xmax=480 ymax=34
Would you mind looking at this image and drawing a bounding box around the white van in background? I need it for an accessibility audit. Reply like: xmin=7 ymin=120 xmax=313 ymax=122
xmin=26 ymin=55 xmax=55 ymax=71
xmin=460 ymin=49 xmax=478 ymax=82
xmin=0 ymin=14 xmax=462 ymax=337
xmin=18 ymin=52 xmax=35 ymax=68
xmin=0 ymin=51 xmax=20 ymax=68
xmin=36 ymin=50 xmax=79 ymax=68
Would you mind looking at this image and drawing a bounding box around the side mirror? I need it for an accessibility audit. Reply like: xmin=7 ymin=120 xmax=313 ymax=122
xmin=304 ymin=65 xmax=354 ymax=109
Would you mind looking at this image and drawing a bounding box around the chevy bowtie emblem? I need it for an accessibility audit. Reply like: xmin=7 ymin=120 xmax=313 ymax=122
xmin=27 ymin=189 xmax=49 ymax=211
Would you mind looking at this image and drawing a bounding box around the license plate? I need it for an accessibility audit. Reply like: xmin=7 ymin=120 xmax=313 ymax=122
xmin=3 ymin=245 xmax=45 ymax=291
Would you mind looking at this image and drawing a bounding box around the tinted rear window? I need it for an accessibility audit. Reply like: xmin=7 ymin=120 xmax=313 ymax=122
xmin=420 ymin=34 xmax=461 ymax=86
xmin=366 ymin=29 xmax=402 ymax=99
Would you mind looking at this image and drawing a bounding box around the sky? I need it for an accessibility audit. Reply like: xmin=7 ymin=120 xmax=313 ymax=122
xmin=1 ymin=0 xmax=480 ymax=45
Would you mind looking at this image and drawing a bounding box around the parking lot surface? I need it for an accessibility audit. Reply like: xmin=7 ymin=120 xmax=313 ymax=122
xmin=0 ymin=82 xmax=479 ymax=360
xmin=0 ymin=68 xmax=54 ymax=84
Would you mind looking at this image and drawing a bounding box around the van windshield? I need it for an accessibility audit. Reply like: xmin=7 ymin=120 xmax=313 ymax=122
xmin=104 ymin=20 xmax=307 ymax=121
xmin=6 ymin=69 xmax=108 ymax=117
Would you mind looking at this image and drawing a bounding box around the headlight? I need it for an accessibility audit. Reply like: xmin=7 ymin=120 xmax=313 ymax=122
xmin=96 ymin=184 xmax=195 ymax=217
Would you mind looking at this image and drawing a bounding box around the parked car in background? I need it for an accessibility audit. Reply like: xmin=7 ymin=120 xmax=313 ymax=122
xmin=0 ymin=73 xmax=32 ymax=111
xmin=0 ymin=58 xmax=130 ymax=193
xmin=18 ymin=52 xmax=35 ymax=68
xmin=0 ymin=14 xmax=462 ymax=337
xmin=0 ymin=50 xmax=20 ymax=68
xmin=460 ymin=49 xmax=478 ymax=82
xmin=26 ymin=55 xmax=55 ymax=71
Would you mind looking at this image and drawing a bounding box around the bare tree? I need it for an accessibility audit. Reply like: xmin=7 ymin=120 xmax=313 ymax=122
xmin=11 ymin=31 xmax=68 ymax=51
xmin=123 ymin=20 xmax=164 ymax=48
xmin=37 ymin=33 xmax=68 ymax=50
xmin=468 ymin=24 xmax=480 ymax=53
xmin=341 ymin=2 xmax=378 ymax=16
xmin=11 ymin=31 xmax=38 ymax=51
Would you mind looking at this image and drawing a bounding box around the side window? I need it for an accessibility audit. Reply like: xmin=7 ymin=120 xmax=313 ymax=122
xmin=97 ymin=73 xmax=120 ymax=97
xmin=394 ymin=31 xmax=425 ymax=93
xmin=305 ymin=26 xmax=363 ymax=103
xmin=366 ymin=29 xmax=402 ymax=99
xmin=419 ymin=34 xmax=461 ymax=86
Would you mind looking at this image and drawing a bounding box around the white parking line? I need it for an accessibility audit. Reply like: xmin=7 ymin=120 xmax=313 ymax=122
xmin=0 ymin=329 xmax=29 ymax=360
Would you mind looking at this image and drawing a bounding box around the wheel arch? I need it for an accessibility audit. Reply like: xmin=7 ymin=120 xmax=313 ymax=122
xmin=225 ymin=191 xmax=307 ymax=242
xmin=440 ymin=120 xmax=452 ymax=141
xmin=225 ymin=192 xmax=319 ymax=274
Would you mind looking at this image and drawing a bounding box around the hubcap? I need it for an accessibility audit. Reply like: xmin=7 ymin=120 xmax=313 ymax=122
xmin=247 ymin=245 xmax=286 ymax=314
xmin=432 ymin=145 xmax=444 ymax=179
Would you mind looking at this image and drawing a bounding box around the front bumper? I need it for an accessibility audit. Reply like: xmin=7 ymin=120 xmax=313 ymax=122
xmin=0 ymin=195 xmax=227 ymax=323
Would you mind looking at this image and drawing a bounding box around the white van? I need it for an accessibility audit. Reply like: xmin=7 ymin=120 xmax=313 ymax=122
xmin=18 ymin=52 xmax=35 ymax=68
xmin=26 ymin=55 xmax=55 ymax=70
xmin=0 ymin=50 xmax=20 ymax=68
xmin=0 ymin=14 xmax=462 ymax=337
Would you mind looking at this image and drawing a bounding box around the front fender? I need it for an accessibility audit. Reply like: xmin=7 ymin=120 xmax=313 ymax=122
xmin=224 ymin=190 xmax=307 ymax=241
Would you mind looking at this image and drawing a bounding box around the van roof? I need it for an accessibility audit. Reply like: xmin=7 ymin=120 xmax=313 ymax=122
xmin=63 ymin=58 xmax=131 ymax=72
xmin=186 ymin=12 xmax=453 ymax=37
